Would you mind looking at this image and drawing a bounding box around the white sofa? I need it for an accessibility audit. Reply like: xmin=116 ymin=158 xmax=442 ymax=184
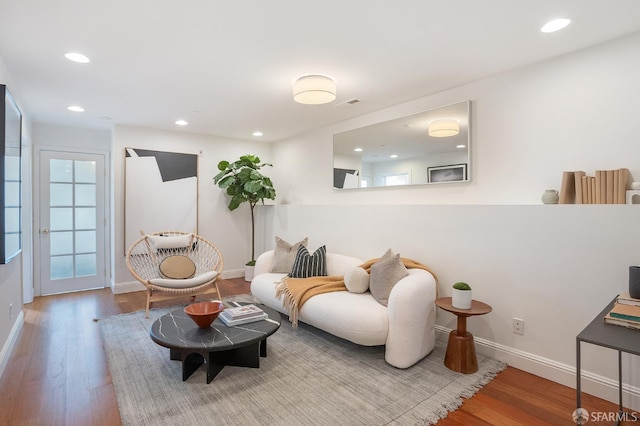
xmin=250 ymin=250 xmax=437 ymax=368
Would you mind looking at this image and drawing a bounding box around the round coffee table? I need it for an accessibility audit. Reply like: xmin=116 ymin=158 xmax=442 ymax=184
xmin=150 ymin=303 xmax=281 ymax=383
xmin=435 ymin=297 xmax=492 ymax=374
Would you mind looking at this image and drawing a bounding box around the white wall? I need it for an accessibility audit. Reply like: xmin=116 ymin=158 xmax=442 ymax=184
xmin=272 ymin=32 xmax=640 ymax=205
xmin=268 ymin=32 xmax=640 ymax=408
xmin=112 ymin=125 xmax=273 ymax=291
xmin=32 ymin=123 xmax=112 ymax=150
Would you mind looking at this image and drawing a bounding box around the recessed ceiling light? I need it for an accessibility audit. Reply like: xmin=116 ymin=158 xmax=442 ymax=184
xmin=252 ymin=131 xmax=263 ymax=137
xmin=67 ymin=105 xmax=84 ymax=112
xmin=456 ymin=144 xmax=466 ymax=149
xmin=354 ymin=148 xmax=363 ymax=152
xmin=175 ymin=120 xmax=188 ymax=126
xmin=390 ymin=154 xmax=398 ymax=158
xmin=541 ymin=18 xmax=571 ymax=33
xmin=64 ymin=52 xmax=90 ymax=63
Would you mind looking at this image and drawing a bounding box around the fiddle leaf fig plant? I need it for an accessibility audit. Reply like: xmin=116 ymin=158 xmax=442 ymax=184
xmin=213 ymin=155 xmax=276 ymax=265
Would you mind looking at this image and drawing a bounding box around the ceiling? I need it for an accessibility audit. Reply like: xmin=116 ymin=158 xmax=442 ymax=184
xmin=1 ymin=0 xmax=640 ymax=143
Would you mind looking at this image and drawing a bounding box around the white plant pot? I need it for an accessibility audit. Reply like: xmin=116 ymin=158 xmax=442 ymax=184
xmin=244 ymin=265 xmax=255 ymax=282
xmin=451 ymin=289 xmax=472 ymax=309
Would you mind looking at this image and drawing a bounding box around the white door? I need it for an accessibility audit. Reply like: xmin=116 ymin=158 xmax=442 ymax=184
xmin=39 ymin=150 xmax=107 ymax=295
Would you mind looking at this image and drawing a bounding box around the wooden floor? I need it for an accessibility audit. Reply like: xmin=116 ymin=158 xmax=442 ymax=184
xmin=0 ymin=278 xmax=631 ymax=425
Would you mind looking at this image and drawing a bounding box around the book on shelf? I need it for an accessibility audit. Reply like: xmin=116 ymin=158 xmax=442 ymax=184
xmin=574 ymin=171 xmax=586 ymax=204
xmin=223 ymin=304 xmax=265 ymax=319
xmin=219 ymin=311 xmax=268 ymax=326
xmin=609 ymin=302 xmax=640 ymax=322
xmin=566 ymin=169 xmax=630 ymax=204
xmin=559 ymin=171 xmax=575 ymax=204
xmin=604 ymin=313 xmax=640 ymax=330
xmin=616 ymin=291 xmax=640 ymax=307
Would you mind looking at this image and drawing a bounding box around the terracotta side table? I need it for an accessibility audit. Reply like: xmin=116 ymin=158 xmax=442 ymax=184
xmin=435 ymin=297 xmax=492 ymax=374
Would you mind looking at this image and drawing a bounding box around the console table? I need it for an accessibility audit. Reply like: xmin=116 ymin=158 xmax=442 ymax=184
xmin=435 ymin=297 xmax=492 ymax=374
xmin=576 ymin=297 xmax=640 ymax=425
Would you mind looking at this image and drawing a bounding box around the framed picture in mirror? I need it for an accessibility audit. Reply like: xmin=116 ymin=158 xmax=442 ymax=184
xmin=427 ymin=163 xmax=467 ymax=183
xmin=1 ymin=84 xmax=22 ymax=264
xmin=333 ymin=100 xmax=471 ymax=189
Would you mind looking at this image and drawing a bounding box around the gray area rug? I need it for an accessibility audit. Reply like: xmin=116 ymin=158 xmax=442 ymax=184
xmin=98 ymin=296 xmax=505 ymax=426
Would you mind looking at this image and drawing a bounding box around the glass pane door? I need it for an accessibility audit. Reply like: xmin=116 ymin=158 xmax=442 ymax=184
xmin=40 ymin=151 xmax=106 ymax=295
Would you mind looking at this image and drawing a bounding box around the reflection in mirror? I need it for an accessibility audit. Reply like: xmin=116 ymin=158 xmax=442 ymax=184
xmin=333 ymin=100 xmax=470 ymax=189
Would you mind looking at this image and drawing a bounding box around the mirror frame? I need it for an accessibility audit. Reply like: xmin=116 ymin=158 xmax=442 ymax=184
xmin=333 ymin=100 xmax=471 ymax=189
xmin=0 ymin=84 xmax=22 ymax=264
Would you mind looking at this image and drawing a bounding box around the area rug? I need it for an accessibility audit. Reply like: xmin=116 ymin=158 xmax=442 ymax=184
xmin=98 ymin=296 xmax=505 ymax=426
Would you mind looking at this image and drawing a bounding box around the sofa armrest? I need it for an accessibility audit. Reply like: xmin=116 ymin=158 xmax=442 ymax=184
xmin=254 ymin=250 xmax=275 ymax=276
xmin=385 ymin=269 xmax=437 ymax=368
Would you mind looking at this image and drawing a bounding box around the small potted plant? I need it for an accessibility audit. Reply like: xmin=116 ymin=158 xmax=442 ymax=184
xmin=451 ymin=282 xmax=472 ymax=309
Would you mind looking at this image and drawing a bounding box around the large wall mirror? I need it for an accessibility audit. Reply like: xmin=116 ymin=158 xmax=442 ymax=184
xmin=1 ymin=84 xmax=22 ymax=264
xmin=333 ymin=100 xmax=470 ymax=189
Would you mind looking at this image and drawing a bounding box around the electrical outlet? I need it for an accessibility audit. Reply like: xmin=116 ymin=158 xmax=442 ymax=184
xmin=513 ymin=318 xmax=525 ymax=335
xmin=9 ymin=303 xmax=13 ymax=321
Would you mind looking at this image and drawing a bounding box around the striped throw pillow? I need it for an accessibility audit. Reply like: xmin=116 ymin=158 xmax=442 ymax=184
xmin=289 ymin=245 xmax=327 ymax=278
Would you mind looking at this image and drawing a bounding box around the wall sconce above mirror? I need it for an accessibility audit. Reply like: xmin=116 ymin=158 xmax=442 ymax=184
xmin=333 ymin=100 xmax=471 ymax=189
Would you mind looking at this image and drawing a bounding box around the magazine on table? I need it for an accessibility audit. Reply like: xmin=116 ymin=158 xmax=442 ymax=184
xmin=223 ymin=304 xmax=265 ymax=319
xmin=219 ymin=311 xmax=268 ymax=326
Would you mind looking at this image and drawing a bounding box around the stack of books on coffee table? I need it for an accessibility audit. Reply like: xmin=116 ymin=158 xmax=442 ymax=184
xmin=220 ymin=304 xmax=268 ymax=326
xmin=604 ymin=292 xmax=640 ymax=330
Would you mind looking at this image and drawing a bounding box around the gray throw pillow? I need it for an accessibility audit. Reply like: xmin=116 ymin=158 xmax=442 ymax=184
xmin=369 ymin=252 xmax=408 ymax=306
xmin=271 ymin=236 xmax=308 ymax=273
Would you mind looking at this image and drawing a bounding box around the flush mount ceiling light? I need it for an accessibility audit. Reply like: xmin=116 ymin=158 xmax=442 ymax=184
xmin=541 ymin=18 xmax=571 ymax=33
xmin=64 ymin=52 xmax=90 ymax=63
xmin=428 ymin=119 xmax=459 ymax=137
xmin=293 ymin=75 xmax=336 ymax=105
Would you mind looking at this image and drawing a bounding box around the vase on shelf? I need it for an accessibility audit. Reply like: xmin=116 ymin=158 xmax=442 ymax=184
xmin=541 ymin=189 xmax=559 ymax=204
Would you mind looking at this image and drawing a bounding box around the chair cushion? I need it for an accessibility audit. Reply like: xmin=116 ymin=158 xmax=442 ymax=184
xmin=344 ymin=266 xmax=369 ymax=293
xmin=149 ymin=270 xmax=218 ymax=289
xmin=290 ymin=245 xmax=327 ymax=278
xmin=369 ymin=251 xmax=408 ymax=306
xmin=271 ymin=236 xmax=308 ymax=273
xmin=159 ymin=255 xmax=196 ymax=279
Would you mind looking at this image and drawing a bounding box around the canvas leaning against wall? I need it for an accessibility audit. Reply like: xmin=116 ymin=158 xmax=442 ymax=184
xmin=124 ymin=148 xmax=198 ymax=250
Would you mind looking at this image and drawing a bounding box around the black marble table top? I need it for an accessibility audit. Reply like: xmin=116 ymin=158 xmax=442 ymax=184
xmin=150 ymin=303 xmax=281 ymax=352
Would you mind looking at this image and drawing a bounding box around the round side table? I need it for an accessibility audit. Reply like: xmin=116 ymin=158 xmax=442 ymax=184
xmin=435 ymin=297 xmax=492 ymax=374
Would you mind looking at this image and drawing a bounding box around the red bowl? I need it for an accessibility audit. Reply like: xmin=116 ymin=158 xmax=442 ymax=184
xmin=184 ymin=301 xmax=225 ymax=329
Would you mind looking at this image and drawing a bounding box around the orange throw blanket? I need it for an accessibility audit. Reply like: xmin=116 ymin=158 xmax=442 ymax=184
xmin=275 ymin=258 xmax=438 ymax=327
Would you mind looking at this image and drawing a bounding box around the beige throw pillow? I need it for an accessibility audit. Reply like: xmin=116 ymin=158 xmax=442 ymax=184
xmin=344 ymin=266 xmax=369 ymax=293
xmin=271 ymin=236 xmax=308 ymax=273
xmin=369 ymin=252 xmax=408 ymax=306
xmin=159 ymin=255 xmax=196 ymax=279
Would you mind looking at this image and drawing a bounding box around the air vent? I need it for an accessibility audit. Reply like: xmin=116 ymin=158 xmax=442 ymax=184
xmin=334 ymin=98 xmax=361 ymax=107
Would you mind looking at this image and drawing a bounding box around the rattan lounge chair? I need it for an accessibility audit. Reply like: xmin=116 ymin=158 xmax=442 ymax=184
xmin=126 ymin=231 xmax=223 ymax=318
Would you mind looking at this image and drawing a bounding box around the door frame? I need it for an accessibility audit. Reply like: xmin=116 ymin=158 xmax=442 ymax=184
xmin=33 ymin=146 xmax=111 ymax=297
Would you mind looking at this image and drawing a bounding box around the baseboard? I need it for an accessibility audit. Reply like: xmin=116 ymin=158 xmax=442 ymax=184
xmin=112 ymin=269 xmax=247 ymax=294
xmin=0 ymin=310 xmax=24 ymax=381
xmin=112 ymin=280 xmax=146 ymax=294
xmin=220 ymin=269 xmax=244 ymax=280
xmin=435 ymin=325 xmax=640 ymax=411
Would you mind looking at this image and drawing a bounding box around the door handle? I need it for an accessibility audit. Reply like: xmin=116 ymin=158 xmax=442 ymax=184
xmin=42 ymin=228 xmax=50 ymax=234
